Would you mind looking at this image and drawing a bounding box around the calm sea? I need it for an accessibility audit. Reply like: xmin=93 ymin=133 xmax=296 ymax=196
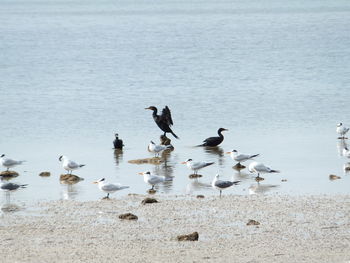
xmin=1 ymin=0 xmax=350 ymax=207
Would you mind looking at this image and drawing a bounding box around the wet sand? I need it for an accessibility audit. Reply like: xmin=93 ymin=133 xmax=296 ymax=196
xmin=0 ymin=194 xmax=349 ymax=263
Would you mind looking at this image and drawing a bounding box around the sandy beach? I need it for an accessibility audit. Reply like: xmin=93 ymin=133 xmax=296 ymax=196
xmin=0 ymin=194 xmax=349 ymax=263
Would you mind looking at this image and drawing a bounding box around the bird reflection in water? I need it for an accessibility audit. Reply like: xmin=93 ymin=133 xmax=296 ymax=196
xmin=248 ymin=183 xmax=279 ymax=195
xmin=153 ymin=150 xmax=174 ymax=193
xmin=60 ymin=183 xmax=79 ymax=200
xmin=186 ymin=178 xmax=211 ymax=195
xmin=1 ymin=178 xmax=26 ymax=213
xmin=203 ymin=146 xmax=225 ymax=166
xmin=337 ymin=139 xmax=348 ymax=157
xmin=113 ymin=149 xmax=124 ymax=166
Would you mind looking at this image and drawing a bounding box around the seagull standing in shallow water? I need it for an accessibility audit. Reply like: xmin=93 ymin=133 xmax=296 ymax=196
xmin=93 ymin=178 xmax=129 ymax=199
xmin=248 ymin=161 xmax=280 ymax=179
xmin=181 ymin=159 xmax=214 ymax=175
xmin=212 ymin=174 xmax=240 ymax=198
xmin=226 ymin=150 xmax=259 ymax=165
xmin=139 ymin=171 xmax=168 ymax=190
xmin=59 ymin=156 xmax=85 ymax=174
xmin=0 ymin=154 xmax=25 ymax=171
xmin=148 ymin=141 xmax=172 ymax=157
xmin=337 ymin=123 xmax=349 ymax=139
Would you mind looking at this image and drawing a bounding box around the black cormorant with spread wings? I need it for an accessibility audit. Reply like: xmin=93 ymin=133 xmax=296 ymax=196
xmin=145 ymin=106 xmax=179 ymax=139
xmin=198 ymin=128 xmax=228 ymax=147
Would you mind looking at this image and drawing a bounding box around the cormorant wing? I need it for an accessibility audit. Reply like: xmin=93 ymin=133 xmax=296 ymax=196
xmin=160 ymin=106 xmax=174 ymax=126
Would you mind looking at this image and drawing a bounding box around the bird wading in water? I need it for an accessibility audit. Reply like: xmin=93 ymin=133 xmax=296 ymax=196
xmin=198 ymin=128 xmax=228 ymax=147
xmin=145 ymin=106 xmax=179 ymax=139
xmin=113 ymin=133 xmax=124 ymax=149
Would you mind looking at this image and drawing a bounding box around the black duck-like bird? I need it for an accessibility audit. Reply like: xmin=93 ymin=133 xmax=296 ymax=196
xmin=145 ymin=106 xmax=179 ymax=139
xmin=198 ymin=128 xmax=228 ymax=147
xmin=113 ymin=133 xmax=124 ymax=149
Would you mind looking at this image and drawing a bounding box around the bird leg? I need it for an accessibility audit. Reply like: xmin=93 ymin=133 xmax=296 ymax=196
xmin=220 ymin=190 xmax=222 ymax=198
xmin=151 ymin=185 xmax=154 ymax=190
xmin=106 ymin=193 xmax=110 ymax=199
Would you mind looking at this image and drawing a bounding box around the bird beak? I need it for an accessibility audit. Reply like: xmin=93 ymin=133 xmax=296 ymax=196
xmin=144 ymin=107 xmax=150 ymax=110
xmin=138 ymin=172 xmax=144 ymax=175
xmin=92 ymin=181 xmax=98 ymax=184
xmin=223 ymin=129 xmax=229 ymax=131
xmin=181 ymin=161 xmax=187 ymax=164
xmin=225 ymin=152 xmax=231 ymax=154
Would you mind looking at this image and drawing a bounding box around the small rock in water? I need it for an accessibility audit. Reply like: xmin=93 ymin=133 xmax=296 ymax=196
xmin=141 ymin=197 xmax=158 ymax=205
xmin=118 ymin=213 xmax=138 ymax=220
xmin=189 ymin=174 xmax=202 ymax=179
xmin=255 ymin=177 xmax=265 ymax=182
xmin=196 ymin=195 xmax=205 ymax=199
xmin=281 ymin=179 xmax=287 ymax=182
xmin=0 ymin=171 xmax=19 ymax=178
xmin=177 ymin=232 xmax=199 ymax=241
xmin=247 ymin=219 xmax=260 ymax=226
xmin=329 ymin=174 xmax=341 ymax=180
xmin=147 ymin=189 xmax=156 ymax=194
xmin=160 ymin=135 xmax=174 ymax=149
xmin=233 ymin=163 xmax=246 ymax=170
xmin=39 ymin=172 xmax=51 ymax=177
xmin=60 ymin=174 xmax=84 ymax=184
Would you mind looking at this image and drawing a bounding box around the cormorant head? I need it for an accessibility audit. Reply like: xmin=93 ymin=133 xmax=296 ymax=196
xmin=115 ymin=133 xmax=119 ymax=138
xmin=218 ymin=128 xmax=228 ymax=133
xmin=145 ymin=106 xmax=157 ymax=112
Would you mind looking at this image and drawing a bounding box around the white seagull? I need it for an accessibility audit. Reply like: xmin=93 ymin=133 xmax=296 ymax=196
xmin=226 ymin=150 xmax=259 ymax=165
xmin=0 ymin=154 xmax=25 ymax=171
xmin=93 ymin=178 xmax=129 ymax=199
xmin=59 ymin=155 xmax=85 ymax=174
xmin=139 ymin=171 xmax=168 ymax=190
xmin=181 ymin=159 xmax=214 ymax=175
xmin=248 ymin=161 xmax=280 ymax=178
xmin=337 ymin=123 xmax=349 ymax=139
xmin=212 ymin=174 xmax=240 ymax=198
xmin=1 ymin=182 xmax=28 ymax=192
xmin=148 ymin=141 xmax=172 ymax=157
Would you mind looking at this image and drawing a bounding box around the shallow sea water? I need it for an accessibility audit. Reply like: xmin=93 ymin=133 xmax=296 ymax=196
xmin=1 ymin=0 xmax=350 ymax=207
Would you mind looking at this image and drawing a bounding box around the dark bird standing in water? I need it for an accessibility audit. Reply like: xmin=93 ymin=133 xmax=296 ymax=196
xmin=198 ymin=128 xmax=228 ymax=147
xmin=113 ymin=133 xmax=124 ymax=149
xmin=145 ymin=106 xmax=179 ymax=139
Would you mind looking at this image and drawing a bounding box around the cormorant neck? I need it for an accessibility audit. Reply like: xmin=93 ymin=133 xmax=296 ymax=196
xmin=218 ymin=129 xmax=224 ymax=137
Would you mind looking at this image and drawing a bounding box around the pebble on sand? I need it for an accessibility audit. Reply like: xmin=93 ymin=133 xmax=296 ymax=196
xmin=189 ymin=174 xmax=203 ymax=179
xmin=118 ymin=213 xmax=138 ymax=220
xmin=247 ymin=219 xmax=260 ymax=226
xmin=196 ymin=195 xmax=205 ymax=199
xmin=141 ymin=197 xmax=158 ymax=205
xmin=177 ymin=232 xmax=199 ymax=241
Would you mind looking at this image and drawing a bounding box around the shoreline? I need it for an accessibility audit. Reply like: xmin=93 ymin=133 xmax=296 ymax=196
xmin=1 ymin=194 xmax=349 ymax=262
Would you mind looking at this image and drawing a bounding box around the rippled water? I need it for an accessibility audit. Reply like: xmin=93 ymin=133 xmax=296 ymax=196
xmin=1 ymin=0 xmax=350 ymax=207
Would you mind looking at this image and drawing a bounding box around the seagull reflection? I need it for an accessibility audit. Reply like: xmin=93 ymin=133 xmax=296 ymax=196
xmin=337 ymin=139 xmax=348 ymax=156
xmin=231 ymin=171 xmax=252 ymax=182
xmin=203 ymin=146 xmax=225 ymax=166
xmin=113 ymin=149 xmax=124 ymax=166
xmin=61 ymin=184 xmax=79 ymax=200
xmin=248 ymin=183 xmax=279 ymax=195
xmin=153 ymin=152 xmax=174 ymax=193
xmin=186 ymin=178 xmax=211 ymax=195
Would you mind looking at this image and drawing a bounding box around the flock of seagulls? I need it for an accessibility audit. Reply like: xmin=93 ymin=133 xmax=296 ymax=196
xmin=1 ymin=105 xmax=349 ymax=199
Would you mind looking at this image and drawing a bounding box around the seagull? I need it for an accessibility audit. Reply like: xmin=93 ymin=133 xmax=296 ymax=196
xmin=248 ymin=161 xmax=280 ymax=178
xmin=337 ymin=123 xmax=349 ymax=139
xmin=148 ymin=141 xmax=172 ymax=157
xmin=59 ymin=155 xmax=85 ymax=174
xmin=181 ymin=159 xmax=214 ymax=175
xmin=0 ymin=154 xmax=25 ymax=171
xmin=212 ymin=174 xmax=240 ymax=198
xmin=93 ymin=178 xmax=129 ymax=199
xmin=198 ymin=128 xmax=228 ymax=147
xmin=145 ymin=106 xmax=179 ymax=139
xmin=113 ymin=133 xmax=124 ymax=149
xmin=139 ymin=171 xmax=167 ymax=190
xmin=226 ymin=150 xmax=259 ymax=165
xmin=0 ymin=182 xmax=28 ymax=192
